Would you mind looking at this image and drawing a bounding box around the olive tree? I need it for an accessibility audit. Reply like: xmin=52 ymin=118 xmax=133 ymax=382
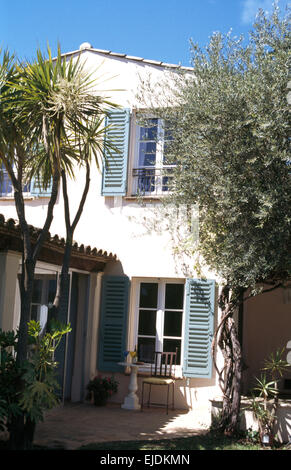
xmin=138 ymin=5 xmax=291 ymax=433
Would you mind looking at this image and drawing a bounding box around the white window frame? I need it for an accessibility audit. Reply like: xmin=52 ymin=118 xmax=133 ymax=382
xmin=0 ymin=163 xmax=50 ymax=200
xmin=130 ymin=114 xmax=175 ymax=197
xmin=0 ymin=165 xmax=14 ymax=197
xmin=130 ymin=277 xmax=185 ymax=375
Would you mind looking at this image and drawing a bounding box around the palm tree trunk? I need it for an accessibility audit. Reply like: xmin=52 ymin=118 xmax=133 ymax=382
xmin=17 ymin=255 xmax=35 ymax=365
xmin=14 ymin=169 xmax=59 ymax=365
xmin=52 ymin=237 xmax=72 ymax=321
xmin=13 ymin=179 xmax=36 ymax=365
xmin=52 ymin=165 xmax=90 ymax=317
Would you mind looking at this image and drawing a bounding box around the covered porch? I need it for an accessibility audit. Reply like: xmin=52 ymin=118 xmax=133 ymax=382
xmin=0 ymin=213 xmax=118 ymax=402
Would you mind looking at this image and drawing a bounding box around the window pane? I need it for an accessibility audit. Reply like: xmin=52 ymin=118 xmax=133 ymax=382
xmin=31 ymin=304 xmax=40 ymax=322
xmin=48 ymin=279 xmax=57 ymax=304
xmin=163 ymin=339 xmax=181 ymax=364
xmin=163 ymin=142 xmax=176 ymax=165
xmin=165 ymin=284 xmax=184 ymax=309
xmin=164 ymin=126 xmax=173 ymax=141
xmin=164 ymin=310 xmax=182 ymax=337
xmin=162 ymin=175 xmax=169 ymax=192
xmin=138 ymin=310 xmax=157 ymax=336
xmin=137 ymin=168 xmax=156 ymax=193
xmin=32 ymin=279 xmax=42 ymax=304
xmin=137 ymin=337 xmax=155 ymax=363
xmin=139 ymin=283 xmax=158 ymax=308
xmin=139 ymin=120 xmax=158 ymax=141
xmin=0 ymin=170 xmax=13 ymax=195
xmin=23 ymin=182 xmax=31 ymax=192
xmin=138 ymin=142 xmax=156 ymax=167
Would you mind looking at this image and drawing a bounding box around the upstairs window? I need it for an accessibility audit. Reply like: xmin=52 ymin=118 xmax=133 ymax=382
xmin=0 ymin=164 xmax=52 ymax=198
xmin=132 ymin=118 xmax=174 ymax=196
xmin=101 ymin=109 xmax=175 ymax=198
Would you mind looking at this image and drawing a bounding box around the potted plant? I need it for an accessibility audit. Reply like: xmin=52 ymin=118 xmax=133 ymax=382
xmin=250 ymin=348 xmax=290 ymax=446
xmin=0 ymin=320 xmax=71 ymax=449
xmin=250 ymin=375 xmax=277 ymax=446
xmin=86 ymin=375 xmax=119 ymax=406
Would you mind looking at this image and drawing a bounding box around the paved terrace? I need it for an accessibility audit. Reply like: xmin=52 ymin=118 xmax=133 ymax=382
xmin=34 ymin=402 xmax=211 ymax=450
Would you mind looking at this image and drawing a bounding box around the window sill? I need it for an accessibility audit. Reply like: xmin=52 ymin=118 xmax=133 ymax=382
xmin=0 ymin=196 xmax=35 ymax=201
xmin=124 ymin=195 xmax=164 ymax=201
xmin=0 ymin=195 xmax=51 ymax=201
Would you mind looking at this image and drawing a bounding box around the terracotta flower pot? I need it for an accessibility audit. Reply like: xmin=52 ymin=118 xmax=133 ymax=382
xmin=93 ymin=391 xmax=108 ymax=406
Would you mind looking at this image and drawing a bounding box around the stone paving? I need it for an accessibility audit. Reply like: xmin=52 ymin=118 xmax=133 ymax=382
xmin=34 ymin=402 xmax=211 ymax=450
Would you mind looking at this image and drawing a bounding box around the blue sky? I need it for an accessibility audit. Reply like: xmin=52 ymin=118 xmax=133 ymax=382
xmin=2 ymin=0 xmax=290 ymax=66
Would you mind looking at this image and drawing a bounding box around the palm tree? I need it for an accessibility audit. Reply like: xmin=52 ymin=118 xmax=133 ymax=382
xmin=1 ymin=45 xmax=113 ymax=364
xmin=0 ymin=45 xmax=117 ymax=448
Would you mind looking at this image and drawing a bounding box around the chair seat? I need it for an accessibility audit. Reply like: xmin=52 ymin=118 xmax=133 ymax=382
xmin=141 ymin=349 xmax=178 ymax=414
xmin=143 ymin=377 xmax=174 ymax=385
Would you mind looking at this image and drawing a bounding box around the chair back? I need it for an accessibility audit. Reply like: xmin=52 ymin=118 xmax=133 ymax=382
xmin=150 ymin=348 xmax=178 ymax=378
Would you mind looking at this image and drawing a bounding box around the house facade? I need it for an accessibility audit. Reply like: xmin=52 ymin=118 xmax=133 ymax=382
xmin=0 ymin=43 xmax=290 ymax=412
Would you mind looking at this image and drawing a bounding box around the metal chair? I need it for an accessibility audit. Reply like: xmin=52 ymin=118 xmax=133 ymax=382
xmin=141 ymin=349 xmax=178 ymax=414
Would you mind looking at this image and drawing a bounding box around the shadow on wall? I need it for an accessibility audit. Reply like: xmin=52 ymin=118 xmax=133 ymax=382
xmin=123 ymin=201 xmax=201 ymax=278
xmin=103 ymin=260 xmax=125 ymax=276
xmin=110 ymin=374 xmax=216 ymax=411
xmin=242 ymin=287 xmax=291 ymax=394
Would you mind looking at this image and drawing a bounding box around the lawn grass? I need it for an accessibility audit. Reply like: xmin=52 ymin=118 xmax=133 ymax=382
xmin=77 ymin=431 xmax=265 ymax=451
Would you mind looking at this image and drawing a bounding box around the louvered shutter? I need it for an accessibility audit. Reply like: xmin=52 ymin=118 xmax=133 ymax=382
xmin=98 ymin=275 xmax=130 ymax=372
xmin=101 ymin=108 xmax=130 ymax=196
xmin=30 ymin=176 xmax=53 ymax=196
xmin=183 ymin=278 xmax=215 ymax=378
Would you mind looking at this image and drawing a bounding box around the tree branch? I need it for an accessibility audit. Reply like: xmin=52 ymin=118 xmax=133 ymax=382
xmin=61 ymin=169 xmax=71 ymax=233
xmin=242 ymin=282 xmax=284 ymax=303
xmin=71 ymin=160 xmax=90 ymax=233
xmin=32 ymin=165 xmax=60 ymax=264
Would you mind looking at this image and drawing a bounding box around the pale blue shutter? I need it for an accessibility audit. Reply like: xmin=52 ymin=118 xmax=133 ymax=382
xmin=101 ymin=108 xmax=130 ymax=196
xmin=183 ymin=278 xmax=215 ymax=378
xmin=30 ymin=177 xmax=53 ymax=196
xmin=98 ymin=275 xmax=130 ymax=372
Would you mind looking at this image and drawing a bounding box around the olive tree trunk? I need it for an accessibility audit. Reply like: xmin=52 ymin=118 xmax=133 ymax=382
xmin=212 ymin=285 xmax=243 ymax=435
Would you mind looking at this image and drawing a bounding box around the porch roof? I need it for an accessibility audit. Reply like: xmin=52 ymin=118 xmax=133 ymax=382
xmin=0 ymin=214 xmax=117 ymax=272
